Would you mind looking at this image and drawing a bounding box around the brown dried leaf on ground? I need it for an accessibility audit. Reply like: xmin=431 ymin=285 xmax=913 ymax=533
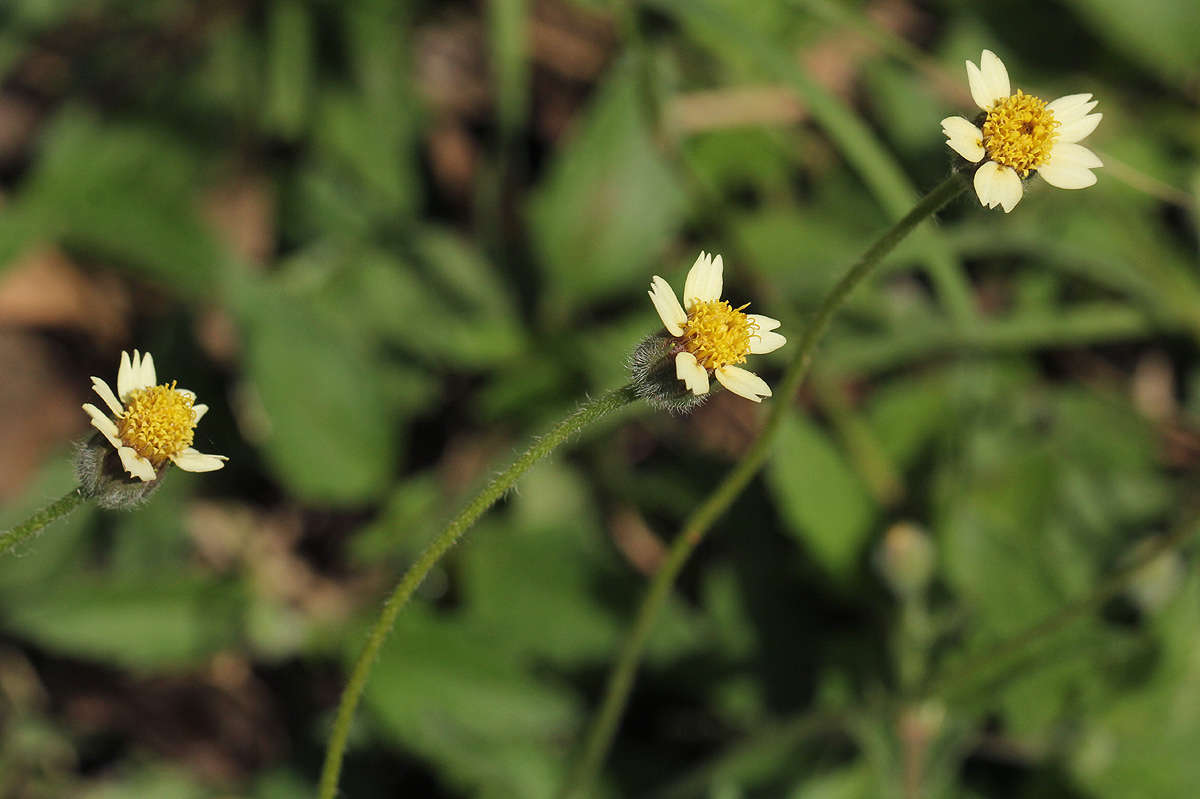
xmin=0 ymin=333 xmax=88 ymax=499
xmin=0 ymin=247 xmax=129 ymax=342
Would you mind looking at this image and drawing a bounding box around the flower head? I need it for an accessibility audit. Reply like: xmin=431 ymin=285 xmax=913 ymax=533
xmin=941 ymin=50 xmax=1102 ymax=213
xmin=646 ymin=252 xmax=785 ymax=403
xmin=81 ymin=350 xmax=227 ymax=482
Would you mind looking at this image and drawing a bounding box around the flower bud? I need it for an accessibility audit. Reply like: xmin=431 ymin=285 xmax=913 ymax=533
xmin=875 ymin=522 xmax=935 ymax=597
xmin=628 ymin=331 xmax=711 ymax=414
xmin=75 ymin=433 xmax=166 ymax=510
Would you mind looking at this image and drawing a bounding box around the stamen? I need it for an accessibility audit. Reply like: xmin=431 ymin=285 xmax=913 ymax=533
xmin=117 ymin=381 xmax=197 ymax=465
xmin=681 ymin=300 xmax=759 ymax=370
xmin=982 ymin=90 xmax=1059 ymax=177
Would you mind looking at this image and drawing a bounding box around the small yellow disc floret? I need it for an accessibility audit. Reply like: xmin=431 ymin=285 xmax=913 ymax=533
xmin=682 ymin=300 xmax=759 ymax=371
xmin=982 ymin=90 xmax=1059 ymax=177
xmin=118 ymin=382 xmax=196 ymax=466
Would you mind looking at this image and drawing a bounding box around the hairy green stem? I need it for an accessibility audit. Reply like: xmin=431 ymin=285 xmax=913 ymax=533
xmin=0 ymin=488 xmax=84 ymax=557
xmin=559 ymin=173 xmax=968 ymax=797
xmin=317 ymin=385 xmax=640 ymax=799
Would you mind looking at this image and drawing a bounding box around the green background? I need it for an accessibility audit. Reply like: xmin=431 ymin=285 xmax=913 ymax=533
xmin=0 ymin=0 xmax=1197 ymax=796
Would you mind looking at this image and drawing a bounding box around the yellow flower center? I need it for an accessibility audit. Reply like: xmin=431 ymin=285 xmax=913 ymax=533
xmin=981 ymin=90 xmax=1059 ymax=177
xmin=118 ymin=382 xmax=196 ymax=466
xmin=681 ymin=300 xmax=758 ymax=370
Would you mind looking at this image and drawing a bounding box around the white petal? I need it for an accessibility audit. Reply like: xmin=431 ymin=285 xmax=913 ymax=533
xmin=648 ymin=276 xmax=686 ymax=337
xmin=748 ymin=330 xmax=787 ymax=355
xmin=979 ymin=50 xmax=1010 ymax=105
xmin=966 ymin=59 xmax=991 ymax=110
xmin=675 ymin=351 xmax=710 ymax=395
xmin=170 ymin=448 xmax=228 ymax=473
xmin=82 ymin=403 xmax=123 ymax=449
xmin=1038 ymin=161 xmax=1097 ymax=190
xmin=683 ymin=251 xmax=723 ymax=311
xmin=138 ymin=351 xmax=156 ymax=389
xmin=747 ymin=314 xmax=781 ymax=332
xmin=1046 ymin=93 xmax=1097 ymax=124
xmin=1047 ymin=142 xmax=1103 ymax=170
xmin=90 ymin=377 xmax=124 ymax=416
xmin=682 ymin=251 xmax=710 ymax=310
xmin=192 ymin=403 xmax=209 ymax=423
xmin=117 ymin=351 xmax=135 ymax=398
xmin=1056 ymin=113 xmax=1102 ymax=143
xmin=715 ymin=366 xmax=771 ymax=402
xmin=118 ymin=446 xmax=157 ymax=482
xmin=973 ymin=161 xmax=1003 ymax=208
xmin=1039 ymin=143 xmax=1102 ymax=189
xmin=993 ymin=165 xmax=1024 ymax=213
xmin=941 ymin=116 xmax=985 ymax=162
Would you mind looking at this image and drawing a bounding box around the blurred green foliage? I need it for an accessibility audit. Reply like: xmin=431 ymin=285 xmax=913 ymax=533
xmin=0 ymin=0 xmax=1197 ymax=797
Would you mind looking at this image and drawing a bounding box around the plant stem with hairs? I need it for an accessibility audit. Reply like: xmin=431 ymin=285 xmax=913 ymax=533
xmin=560 ymin=173 xmax=969 ymax=797
xmin=0 ymin=488 xmax=85 ymax=557
xmin=317 ymin=384 xmax=640 ymax=799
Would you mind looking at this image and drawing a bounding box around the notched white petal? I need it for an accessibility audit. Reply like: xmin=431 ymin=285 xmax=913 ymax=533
xmin=118 ymin=446 xmax=157 ymax=482
xmin=966 ymin=60 xmax=991 ymax=110
xmin=1056 ymin=113 xmax=1101 ymax=143
xmin=993 ymin=166 xmax=1023 ymax=213
xmin=1038 ymin=162 xmax=1097 ymax=190
xmin=683 ymin=251 xmax=723 ymax=310
xmin=648 ymin=276 xmax=687 ymax=337
xmin=675 ymin=352 xmax=710 ymax=395
xmin=973 ymin=161 xmax=1003 ymax=208
xmin=1046 ymin=93 xmax=1096 ymax=123
xmin=170 ymin=448 xmax=229 ymax=473
xmin=1048 ymin=142 xmax=1103 ymax=169
xmin=715 ymin=366 xmax=771 ymax=403
xmin=979 ymin=49 xmax=1010 ymax=104
xmin=91 ymin=377 xmax=124 ymax=416
xmin=82 ymin=403 xmax=123 ymax=448
xmin=1040 ymin=142 xmax=1102 ymax=189
xmin=117 ymin=350 xmax=135 ymax=398
xmin=192 ymin=403 xmax=209 ymax=423
xmin=941 ymin=116 xmax=985 ymax=162
xmin=748 ymin=330 xmax=787 ymax=355
xmin=138 ymin=351 xmax=156 ymax=390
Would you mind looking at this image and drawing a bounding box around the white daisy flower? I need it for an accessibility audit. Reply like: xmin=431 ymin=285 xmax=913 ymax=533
xmin=647 ymin=252 xmax=786 ymax=403
xmin=941 ymin=49 xmax=1102 ymax=213
xmin=81 ymin=350 xmax=228 ymax=482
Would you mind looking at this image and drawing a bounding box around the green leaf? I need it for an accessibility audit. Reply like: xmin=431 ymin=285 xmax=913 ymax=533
xmin=1070 ymin=574 xmax=1200 ymax=797
xmin=244 ymin=286 xmax=395 ymax=504
xmin=767 ymin=414 xmax=877 ymax=579
xmin=2 ymin=576 xmax=241 ymax=670
xmin=0 ymin=109 xmax=224 ymax=296
xmin=528 ymin=58 xmax=687 ymax=311
xmin=361 ymin=608 xmax=578 ymax=798
xmin=315 ymin=242 xmax=526 ymax=368
xmin=866 ymin=373 xmax=951 ymax=469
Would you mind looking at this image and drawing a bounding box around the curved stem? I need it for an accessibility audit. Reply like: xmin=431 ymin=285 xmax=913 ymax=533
xmin=560 ymin=173 xmax=968 ymax=797
xmin=317 ymin=385 xmax=640 ymax=799
xmin=0 ymin=488 xmax=84 ymax=557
